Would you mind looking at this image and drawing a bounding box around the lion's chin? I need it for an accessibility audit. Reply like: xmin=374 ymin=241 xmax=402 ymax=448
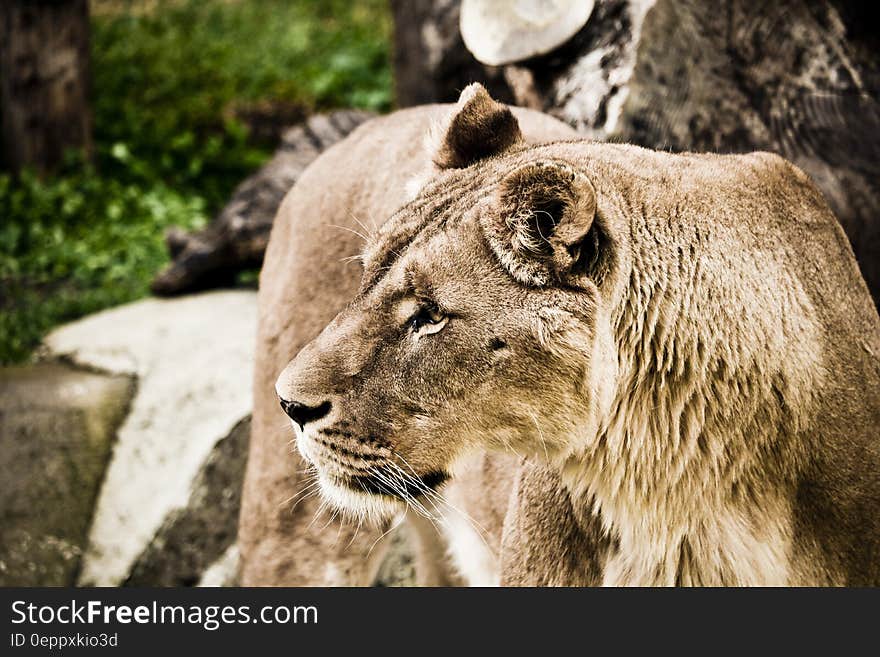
xmin=316 ymin=472 xmax=405 ymax=523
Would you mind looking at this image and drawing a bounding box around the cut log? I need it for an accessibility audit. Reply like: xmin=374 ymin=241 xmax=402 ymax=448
xmin=151 ymin=110 xmax=374 ymax=296
xmin=389 ymin=0 xmax=515 ymax=107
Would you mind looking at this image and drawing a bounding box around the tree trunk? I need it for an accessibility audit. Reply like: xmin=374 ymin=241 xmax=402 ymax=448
xmin=0 ymin=0 xmax=93 ymax=175
xmin=389 ymin=0 xmax=515 ymax=107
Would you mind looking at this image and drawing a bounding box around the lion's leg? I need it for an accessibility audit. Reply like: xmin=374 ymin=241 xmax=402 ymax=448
xmin=500 ymin=460 xmax=610 ymax=586
xmin=433 ymin=452 xmax=519 ymax=586
xmin=237 ymin=176 xmax=392 ymax=585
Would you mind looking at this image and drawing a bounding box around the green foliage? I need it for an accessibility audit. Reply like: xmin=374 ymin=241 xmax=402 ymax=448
xmin=91 ymin=0 xmax=392 ymax=205
xmin=0 ymin=0 xmax=391 ymax=364
xmin=0 ymin=157 xmax=208 ymax=363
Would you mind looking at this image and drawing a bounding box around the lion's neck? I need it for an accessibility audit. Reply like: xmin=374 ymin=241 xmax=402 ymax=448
xmin=557 ymin=255 xmax=825 ymax=585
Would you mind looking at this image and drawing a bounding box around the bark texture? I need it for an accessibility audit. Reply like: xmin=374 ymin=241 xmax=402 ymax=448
xmin=0 ymin=0 xmax=93 ymax=174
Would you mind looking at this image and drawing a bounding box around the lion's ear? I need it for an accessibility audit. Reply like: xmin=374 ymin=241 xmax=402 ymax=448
xmin=432 ymin=83 xmax=523 ymax=170
xmin=481 ymin=161 xmax=599 ymax=287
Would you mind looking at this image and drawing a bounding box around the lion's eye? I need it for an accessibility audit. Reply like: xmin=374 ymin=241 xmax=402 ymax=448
xmin=409 ymin=304 xmax=447 ymax=336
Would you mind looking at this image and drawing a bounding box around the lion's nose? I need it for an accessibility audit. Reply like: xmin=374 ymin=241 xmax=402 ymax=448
xmin=279 ymin=397 xmax=332 ymax=430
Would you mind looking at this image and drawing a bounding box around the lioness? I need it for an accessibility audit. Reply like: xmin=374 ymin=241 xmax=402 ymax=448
xmin=241 ymin=85 xmax=880 ymax=586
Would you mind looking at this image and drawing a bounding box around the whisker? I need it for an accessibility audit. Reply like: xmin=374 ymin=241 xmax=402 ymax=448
xmin=281 ymin=479 xmax=323 ymax=513
xmin=364 ymin=209 xmax=380 ymax=233
xmin=345 ymin=514 xmax=365 ymax=550
xmin=367 ymin=513 xmax=406 ymax=558
xmin=306 ymin=498 xmax=331 ymax=532
xmin=390 ymin=454 xmax=496 ymax=557
xmin=527 ymin=410 xmax=551 ymax=461
xmin=322 ymin=506 xmax=342 ymax=532
xmin=340 ymin=253 xmax=364 ymax=265
xmin=380 ymin=465 xmax=437 ymax=522
xmin=328 ymin=223 xmax=370 ymax=244
xmin=386 ymin=463 xmax=461 ymax=540
xmin=348 ymin=212 xmax=375 ymax=240
xmin=278 ymin=469 xmax=319 ymax=506
xmin=371 ymin=466 xmax=435 ymax=521
xmin=387 ymin=466 xmax=447 ymax=534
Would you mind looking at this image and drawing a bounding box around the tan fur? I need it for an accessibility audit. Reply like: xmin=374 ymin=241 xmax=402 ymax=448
xmin=245 ymin=84 xmax=880 ymax=586
xmin=238 ymin=93 xmax=576 ymax=585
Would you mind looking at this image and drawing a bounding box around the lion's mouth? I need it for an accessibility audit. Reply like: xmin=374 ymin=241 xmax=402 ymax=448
xmin=298 ymin=429 xmax=449 ymax=501
xmin=331 ymin=470 xmax=449 ymax=500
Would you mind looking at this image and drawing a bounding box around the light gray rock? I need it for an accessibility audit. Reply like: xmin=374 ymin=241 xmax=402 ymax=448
xmin=198 ymin=544 xmax=241 ymax=587
xmin=460 ymin=0 xmax=595 ymax=66
xmin=44 ymin=290 xmax=257 ymax=586
xmin=0 ymin=362 xmax=134 ymax=585
xmin=374 ymin=529 xmax=417 ymax=587
xmin=125 ymin=417 xmax=250 ymax=586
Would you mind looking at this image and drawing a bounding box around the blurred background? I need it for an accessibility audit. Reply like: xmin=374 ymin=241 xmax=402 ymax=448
xmin=1 ymin=0 xmax=877 ymax=586
xmin=1 ymin=0 xmax=391 ymax=363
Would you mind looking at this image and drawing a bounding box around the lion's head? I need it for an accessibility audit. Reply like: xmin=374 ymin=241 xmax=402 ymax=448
xmin=275 ymin=85 xmax=626 ymax=521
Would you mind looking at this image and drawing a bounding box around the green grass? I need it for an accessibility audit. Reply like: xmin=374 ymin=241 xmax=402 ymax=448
xmin=0 ymin=0 xmax=391 ymax=364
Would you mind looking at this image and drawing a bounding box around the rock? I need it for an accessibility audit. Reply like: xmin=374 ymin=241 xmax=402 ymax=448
xmin=151 ymin=111 xmax=375 ymax=296
xmin=616 ymin=0 xmax=880 ymax=307
xmin=0 ymin=362 xmax=134 ymax=585
xmin=198 ymin=544 xmax=241 ymax=587
xmin=125 ymin=417 xmax=250 ymax=587
xmin=44 ymin=290 xmax=257 ymax=586
xmin=374 ymin=529 xmax=417 ymax=587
